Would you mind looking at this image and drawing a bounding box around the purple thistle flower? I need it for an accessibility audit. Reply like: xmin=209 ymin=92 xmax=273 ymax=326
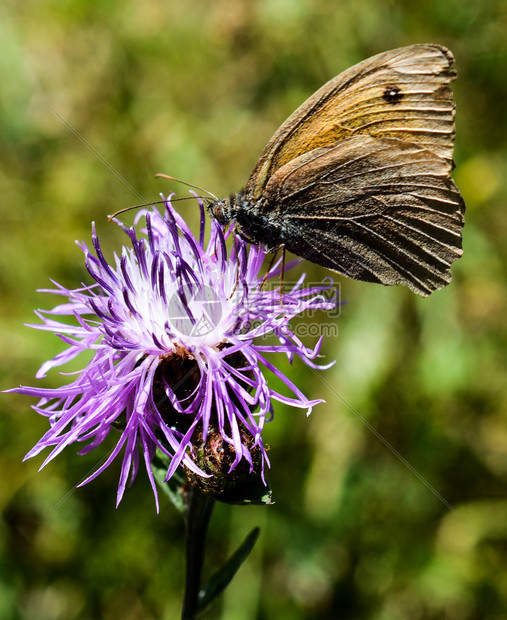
xmin=8 ymin=198 xmax=336 ymax=509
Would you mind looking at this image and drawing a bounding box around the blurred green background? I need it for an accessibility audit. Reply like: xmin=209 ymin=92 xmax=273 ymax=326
xmin=1 ymin=1 xmax=506 ymax=619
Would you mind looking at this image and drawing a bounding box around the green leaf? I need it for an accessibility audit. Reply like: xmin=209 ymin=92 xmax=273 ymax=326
xmin=151 ymin=449 xmax=188 ymax=517
xmin=197 ymin=527 xmax=260 ymax=617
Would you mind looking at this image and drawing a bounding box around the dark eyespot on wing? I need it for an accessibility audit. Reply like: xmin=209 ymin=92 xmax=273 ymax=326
xmin=382 ymin=85 xmax=403 ymax=104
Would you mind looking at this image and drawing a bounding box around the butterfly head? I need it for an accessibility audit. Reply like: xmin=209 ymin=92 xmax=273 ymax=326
xmin=208 ymin=191 xmax=285 ymax=250
xmin=208 ymin=197 xmax=236 ymax=226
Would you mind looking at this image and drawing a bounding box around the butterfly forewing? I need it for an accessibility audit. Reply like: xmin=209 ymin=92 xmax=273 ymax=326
xmin=247 ymin=45 xmax=456 ymax=200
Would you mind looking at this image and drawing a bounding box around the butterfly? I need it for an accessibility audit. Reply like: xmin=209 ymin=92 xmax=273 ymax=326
xmin=208 ymin=44 xmax=465 ymax=296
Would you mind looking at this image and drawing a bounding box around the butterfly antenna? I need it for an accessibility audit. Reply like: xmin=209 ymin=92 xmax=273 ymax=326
xmin=108 ymin=195 xmax=209 ymax=221
xmin=155 ymin=173 xmax=218 ymax=202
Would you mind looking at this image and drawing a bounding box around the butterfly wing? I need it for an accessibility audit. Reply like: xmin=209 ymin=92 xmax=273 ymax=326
xmin=262 ymin=135 xmax=464 ymax=296
xmin=246 ymin=45 xmax=457 ymax=200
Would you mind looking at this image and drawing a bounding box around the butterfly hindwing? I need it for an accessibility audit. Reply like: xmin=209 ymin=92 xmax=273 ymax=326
xmin=261 ymin=135 xmax=464 ymax=296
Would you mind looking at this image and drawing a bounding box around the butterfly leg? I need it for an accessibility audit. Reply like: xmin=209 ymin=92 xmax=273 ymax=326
xmin=279 ymin=245 xmax=286 ymax=308
xmin=259 ymin=244 xmax=286 ymax=291
xmin=227 ymin=236 xmax=241 ymax=300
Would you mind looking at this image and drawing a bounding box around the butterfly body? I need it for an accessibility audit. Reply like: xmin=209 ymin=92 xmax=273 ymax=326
xmin=212 ymin=192 xmax=283 ymax=249
xmin=208 ymin=44 xmax=465 ymax=296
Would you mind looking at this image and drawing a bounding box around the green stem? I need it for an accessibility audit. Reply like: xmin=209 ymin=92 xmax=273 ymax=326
xmin=181 ymin=487 xmax=215 ymax=620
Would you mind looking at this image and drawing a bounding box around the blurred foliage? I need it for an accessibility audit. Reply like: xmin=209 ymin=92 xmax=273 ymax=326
xmin=1 ymin=0 xmax=507 ymax=619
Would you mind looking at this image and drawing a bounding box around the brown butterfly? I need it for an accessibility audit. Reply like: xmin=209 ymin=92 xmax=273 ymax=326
xmin=208 ymin=44 xmax=465 ymax=296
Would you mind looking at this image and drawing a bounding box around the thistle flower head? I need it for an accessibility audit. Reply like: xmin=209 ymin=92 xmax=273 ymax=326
xmin=9 ymin=198 xmax=336 ymax=509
